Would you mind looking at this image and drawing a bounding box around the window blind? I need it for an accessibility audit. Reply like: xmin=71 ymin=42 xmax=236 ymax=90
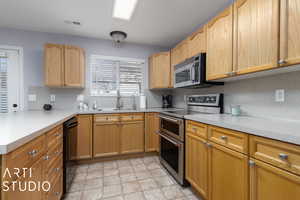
xmin=90 ymin=56 xmax=144 ymax=96
xmin=0 ymin=52 xmax=8 ymax=113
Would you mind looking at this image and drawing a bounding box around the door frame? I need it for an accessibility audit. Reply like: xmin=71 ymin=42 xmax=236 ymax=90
xmin=0 ymin=45 xmax=24 ymax=111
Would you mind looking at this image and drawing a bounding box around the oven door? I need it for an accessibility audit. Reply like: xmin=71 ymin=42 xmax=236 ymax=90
xmin=157 ymin=131 xmax=184 ymax=185
xmin=159 ymin=114 xmax=184 ymax=141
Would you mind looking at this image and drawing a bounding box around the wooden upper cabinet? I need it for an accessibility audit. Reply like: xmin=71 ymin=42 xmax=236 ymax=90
xmin=44 ymin=44 xmax=64 ymax=87
xmin=44 ymin=43 xmax=85 ymax=88
xmin=149 ymin=51 xmax=171 ymax=89
xmin=280 ymin=0 xmax=300 ymax=67
xmin=206 ymin=6 xmax=234 ymax=80
xmin=171 ymin=39 xmax=189 ymax=67
xmin=250 ymin=159 xmax=300 ymax=200
xmin=68 ymin=115 xmax=93 ymax=160
xmin=188 ymin=25 xmax=207 ymax=58
xmin=64 ymin=45 xmax=85 ymax=87
xmin=233 ymin=0 xmax=280 ymax=75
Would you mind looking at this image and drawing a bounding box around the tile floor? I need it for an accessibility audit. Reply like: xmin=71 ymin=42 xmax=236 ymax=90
xmin=64 ymin=156 xmax=202 ymax=200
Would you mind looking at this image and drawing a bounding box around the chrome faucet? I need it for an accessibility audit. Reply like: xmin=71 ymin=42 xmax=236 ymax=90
xmin=116 ymin=90 xmax=123 ymax=110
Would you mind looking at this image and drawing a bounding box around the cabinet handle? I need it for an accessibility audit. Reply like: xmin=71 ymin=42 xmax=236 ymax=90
xmin=55 ymin=132 xmax=62 ymax=137
xmin=206 ymin=143 xmax=212 ymax=148
xmin=278 ymin=60 xmax=287 ymax=65
xmin=54 ymin=192 xmax=59 ymax=196
xmin=54 ymin=167 xmax=60 ymax=172
xmin=192 ymin=127 xmax=197 ymax=132
xmin=220 ymin=135 xmax=228 ymax=140
xmin=279 ymin=153 xmax=288 ymax=161
xmin=249 ymin=160 xmax=255 ymax=167
xmin=28 ymin=149 xmax=38 ymax=156
xmin=44 ymin=155 xmax=50 ymax=160
xmin=226 ymin=71 xmax=237 ymax=77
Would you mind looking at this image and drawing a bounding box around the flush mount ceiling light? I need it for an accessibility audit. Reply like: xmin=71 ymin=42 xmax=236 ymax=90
xmin=113 ymin=0 xmax=138 ymax=20
xmin=110 ymin=31 xmax=127 ymax=47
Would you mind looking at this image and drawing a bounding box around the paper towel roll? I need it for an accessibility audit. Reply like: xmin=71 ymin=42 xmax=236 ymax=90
xmin=139 ymin=95 xmax=146 ymax=109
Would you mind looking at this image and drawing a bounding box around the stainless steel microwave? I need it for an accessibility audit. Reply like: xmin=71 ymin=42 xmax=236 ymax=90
xmin=174 ymin=53 xmax=206 ymax=88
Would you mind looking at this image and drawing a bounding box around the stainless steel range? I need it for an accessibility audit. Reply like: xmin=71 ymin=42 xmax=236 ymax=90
xmin=157 ymin=94 xmax=223 ymax=185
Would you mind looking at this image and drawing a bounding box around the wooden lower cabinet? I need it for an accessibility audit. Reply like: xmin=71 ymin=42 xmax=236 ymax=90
xmin=4 ymin=156 xmax=46 ymax=200
xmin=68 ymin=115 xmax=93 ymax=160
xmin=145 ymin=113 xmax=159 ymax=152
xmin=186 ymin=133 xmax=209 ymax=199
xmin=209 ymin=142 xmax=249 ymax=200
xmin=93 ymin=122 xmax=120 ymax=158
xmin=120 ymin=121 xmax=145 ymax=154
xmin=250 ymin=159 xmax=300 ymax=200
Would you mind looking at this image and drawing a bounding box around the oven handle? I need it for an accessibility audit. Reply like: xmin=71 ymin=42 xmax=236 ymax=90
xmin=156 ymin=131 xmax=181 ymax=147
xmin=159 ymin=115 xmax=181 ymax=124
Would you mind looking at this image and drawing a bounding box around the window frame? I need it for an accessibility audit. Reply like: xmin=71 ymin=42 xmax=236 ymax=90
xmin=89 ymin=55 xmax=145 ymax=97
xmin=0 ymin=45 xmax=24 ymax=112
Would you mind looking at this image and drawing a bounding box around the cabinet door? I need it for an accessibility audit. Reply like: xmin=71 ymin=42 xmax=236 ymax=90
xmin=64 ymin=45 xmax=85 ymax=87
xmin=120 ymin=121 xmax=145 ymax=154
xmin=149 ymin=52 xmax=171 ymax=89
xmin=280 ymin=0 xmax=300 ymax=66
xmin=188 ymin=26 xmax=207 ymax=58
xmin=234 ymin=0 xmax=279 ymax=75
xmin=145 ymin=113 xmax=159 ymax=152
xmin=44 ymin=43 xmax=64 ymax=87
xmin=3 ymin=156 xmax=45 ymax=200
xmin=250 ymin=159 xmax=300 ymax=200
xmin=93 ymin=123 xmax=120 ymax=158
xmin=186 ymin=133 xmax=208 ymax=199
xmin=68 ymin=115 xmax=93 ymax=160
xmin=207 ymin=6 xmax=233 ymax=80
xmin=209 ymin=142 xmax=249 ymax=200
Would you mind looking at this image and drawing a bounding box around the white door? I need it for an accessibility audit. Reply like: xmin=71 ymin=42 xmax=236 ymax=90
xmin=0 ymin=48 xmax=22 ymax=113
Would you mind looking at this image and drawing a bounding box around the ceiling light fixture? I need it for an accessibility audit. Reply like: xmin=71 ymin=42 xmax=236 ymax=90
xmin=110 ymin=31 xmax=127 ymax=47
xmin=113 ymin=0 xmax=138 ymax=20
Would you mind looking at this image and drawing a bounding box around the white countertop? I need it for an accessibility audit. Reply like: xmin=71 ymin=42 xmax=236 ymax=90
xmin=184 ymin=114 xmax=300 ymax=146
xmin=0 ymin=108 xmax=181 ymax=155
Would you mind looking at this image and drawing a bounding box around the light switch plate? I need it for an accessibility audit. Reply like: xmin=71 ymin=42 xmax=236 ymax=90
xmin=28 ymin=94 xmax=37 ymax=102
xmin=275 ymin=89 xmax=285 ymax=102
xmin=50 ymin=94 xmax=56 ymax=102
xmin=77 ymin=95 xmax=84 ymax=102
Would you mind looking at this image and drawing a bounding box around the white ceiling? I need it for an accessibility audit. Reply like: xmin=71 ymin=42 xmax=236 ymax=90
xmin=0 ymin=0 xmax=233 ymax=48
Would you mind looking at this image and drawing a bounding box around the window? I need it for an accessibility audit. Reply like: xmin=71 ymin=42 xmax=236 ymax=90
xmin=0 ymin=47 xmax=23 ymax=113
xmin=90 ymin=55 xmax=144 ymax=96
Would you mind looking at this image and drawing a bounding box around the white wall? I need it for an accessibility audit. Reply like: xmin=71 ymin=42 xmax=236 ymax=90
xmin=172 ymin=70 xmax=300 ymax=120
xmin=0 ymin=28 xmax=168 ymax=110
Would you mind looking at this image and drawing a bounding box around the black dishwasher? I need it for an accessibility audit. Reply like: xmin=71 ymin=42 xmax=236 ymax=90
xmin=63 ymin=117 xmax=78 ymax=194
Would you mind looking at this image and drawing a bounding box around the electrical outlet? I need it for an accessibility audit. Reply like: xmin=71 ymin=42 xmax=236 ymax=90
xmin=77 ymin=95 xmax=84 ymax=102
xmin=28 ymin=94 xmax=37 ymax=102
xmin=50 ymin=94 xmax=56 ymax=102
xmin=275 ymin=89 xmax=285 ymax=102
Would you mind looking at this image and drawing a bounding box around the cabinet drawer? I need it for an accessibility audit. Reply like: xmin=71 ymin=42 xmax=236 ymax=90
xmin=47 ymin=155 xmax=63 ymax=183
xmin=208 ymin=126 xmax=248 ymax=154
xmin=120 ymin=113 xmax=144 ymax=121
xmin=250 ymin=136 xmax=300 ymax=176
xmin=46 ymin=125 xmax=63 ymax=149
xmin=186 ymin=120 xmax=208 ymax=139
xmin=4 ymin=134 xmax=46 ymax=183
xmin=45 ymin=141 xmax=63 ymax=172
xmin=94 ymin=114 xmax=120 ymax=123
xmin=46 ymin=175 xmax=63 ymax=200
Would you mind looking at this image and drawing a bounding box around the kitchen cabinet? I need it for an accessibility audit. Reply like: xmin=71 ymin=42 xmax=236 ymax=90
xmin=93 ymin=122 xmax=120 ymax=158
xmin=44 ymin=43 xmax=85 ymax=88
xmin=186 ymin=130 xmax=209 ymax=199
xmin=208 ymin=142 xmax=249 ymax=200
xmin=44 ymin=44 xmax=64 ymax=87
xmin=233 ymin=0 xmax=279 ymax=75
xmin=249 ymin=159 xmax=300 ymax=200
xmin=188 ymin=25 xmax=207 ymax=58
xmin=68 ymin=115 xmax=93 ymax=160
xmin=145 ymin=113 xmax=159 ymax=152
xmin=206 ymin=6 xmax=234 ymax=80
xmin=149 ymin=51 xmax=172 ymax=89
xmin=64 ymin=45 xmax=85 ymax=87
xmin=120 ymin=121 xmax=145 ymax=154
xmin=279 ymin=0 xmax=300 ymax=67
